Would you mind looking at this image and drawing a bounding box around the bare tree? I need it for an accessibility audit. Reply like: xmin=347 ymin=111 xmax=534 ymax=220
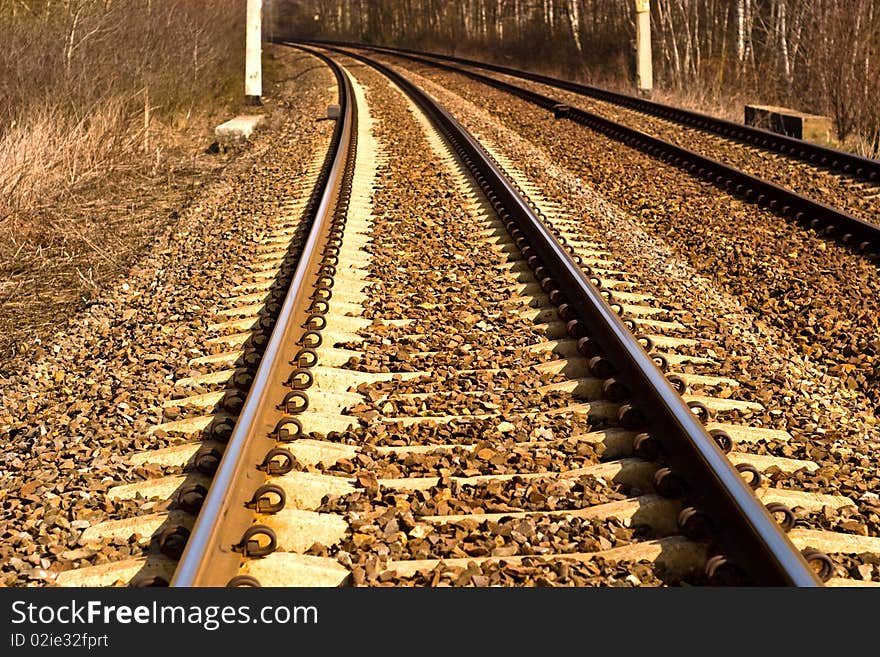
xmin=274 ymin=0 xmax=880 ymax=152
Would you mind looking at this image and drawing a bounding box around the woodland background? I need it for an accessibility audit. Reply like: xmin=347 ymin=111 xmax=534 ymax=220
xmin=273 ymin=0 xmax=880 ymax=156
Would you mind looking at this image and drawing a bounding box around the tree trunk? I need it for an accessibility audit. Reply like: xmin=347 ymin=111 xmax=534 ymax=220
xmin=778 ymin=0 xmax=791 ymax=84
xmin=736 ymin=0 xmax=745 ymax=62
xmin=567 ymin=0 xmax=582 ymax=54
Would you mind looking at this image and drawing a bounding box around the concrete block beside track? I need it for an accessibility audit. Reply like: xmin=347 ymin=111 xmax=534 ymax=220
xmin=215 ymin=114 xmax=264 ymax=139
xmin=744 ymin=104 xmax=832 ymax=144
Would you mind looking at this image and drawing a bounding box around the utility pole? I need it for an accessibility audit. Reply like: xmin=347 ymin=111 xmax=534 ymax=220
xmin=635 ymin=0 xmax=653 ymax=97
xmin=245 ymin=0 xmax=262 ymax=106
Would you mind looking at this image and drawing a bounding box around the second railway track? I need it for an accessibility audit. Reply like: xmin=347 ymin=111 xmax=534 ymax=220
xmin=347 ymin=41 xmax=880 ymax=183
xmin=331 ymin=42 xmax=880 ymax=253
xmin=41 ymin=45 xmax=880 ymax=588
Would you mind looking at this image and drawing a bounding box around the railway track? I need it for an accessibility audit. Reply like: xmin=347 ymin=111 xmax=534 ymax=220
xmin=323 ymin=42 xmax=880 ymax=254
xmin=44 ymin=44 xmax=880 ymax=588
xmin=333 ymin=43 xmax=880 ymax=178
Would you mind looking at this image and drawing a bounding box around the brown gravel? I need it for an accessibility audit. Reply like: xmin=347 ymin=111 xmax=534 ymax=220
xmin=266 ymin=54 xmax=684 ymax=587
xmin=380 ymin=558 xmax=695 ymax=587
xmin=317 ymin=474 xmax=635 ymax=518
xmin=410 ymin=57 xmax=880 ymax=227
xmin=353 ymin=54 xmax=880 ymax=580
xmin=313 ymin=439 xmax=600 ymax=478
xmin=316 ymin=413 xmax=589 ymax=448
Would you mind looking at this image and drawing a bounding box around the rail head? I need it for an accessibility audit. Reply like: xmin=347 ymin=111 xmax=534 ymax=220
xmin=171 ymin=49 xmax=356 ymax=587
xmin=309 ymin=43 xmax=823 ymax=586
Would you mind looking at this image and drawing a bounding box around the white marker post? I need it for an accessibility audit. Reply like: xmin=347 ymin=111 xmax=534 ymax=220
xmin=245 ymin=0 xmax=262 ymax=105
xmin=635 ymin=0 xmax=653 ymax=97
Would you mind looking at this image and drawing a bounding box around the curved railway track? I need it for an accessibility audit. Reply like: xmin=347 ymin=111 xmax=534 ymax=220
xmin=50 ymin=45 xmax=880 ymax=589
xmin=320 ymin=41 xmax=880 ymax=254
xmin=331 ymin=42 xmax=880 ymax=180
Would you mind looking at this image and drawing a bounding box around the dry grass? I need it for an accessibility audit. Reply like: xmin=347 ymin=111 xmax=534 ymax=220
xmin=0 ymin=0 xmax=245 ymax=217
xmin=0 ymin=0 xmax=247 ymax=363
xmin=0 ymin=101 xmax=134 ymax=221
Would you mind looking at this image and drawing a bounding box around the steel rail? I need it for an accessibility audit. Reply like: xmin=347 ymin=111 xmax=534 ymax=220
xmin=324 ymin=42 xmax=880 ymax=253
xmin=172 ymin=50 xmax=356 ymax=587
xmin=320 ymin=40 xmax=880 ymax=183
xmin=307 ymin=43 xmax=822 ymax=586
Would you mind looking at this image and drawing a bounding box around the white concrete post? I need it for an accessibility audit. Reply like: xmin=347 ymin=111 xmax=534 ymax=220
xmin=245 ymin=0 xmax=262 ymax=105
xmin=635 ymin=0 xmax=653 ymax=96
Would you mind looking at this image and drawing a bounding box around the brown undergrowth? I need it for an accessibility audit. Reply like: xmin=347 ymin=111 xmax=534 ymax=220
xmin=0 ymin=1 xmax=252 ymax=367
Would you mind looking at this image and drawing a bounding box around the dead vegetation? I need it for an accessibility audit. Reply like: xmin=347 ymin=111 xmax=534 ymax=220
xmin=0 ymin=0 xmax=246 ymax=364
